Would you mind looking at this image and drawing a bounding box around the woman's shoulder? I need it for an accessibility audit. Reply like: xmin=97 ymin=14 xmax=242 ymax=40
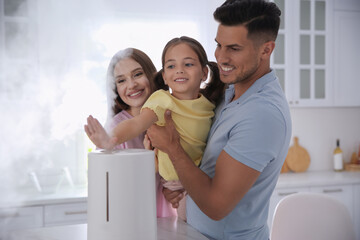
xmin=112 ymin=111 xmax=132 ymax=124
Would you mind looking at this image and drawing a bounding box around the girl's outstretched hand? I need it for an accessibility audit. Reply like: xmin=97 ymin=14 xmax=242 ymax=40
xmin=84 ymin=115 xmax=118 ymax=150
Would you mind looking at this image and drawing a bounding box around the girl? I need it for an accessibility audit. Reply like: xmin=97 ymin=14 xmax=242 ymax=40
xmin=85 ymin=48 xmax=175 ymax=218
xmin=86 ymin=37 xmax=225 ymax=220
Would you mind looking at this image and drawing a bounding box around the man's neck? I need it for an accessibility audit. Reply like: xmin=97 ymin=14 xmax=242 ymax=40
xmin=232 ymin=68 xmax=270 ymax=102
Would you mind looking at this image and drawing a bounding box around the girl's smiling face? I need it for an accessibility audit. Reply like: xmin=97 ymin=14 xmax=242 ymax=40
xmin=113 ymin=57 xmax=151 ymax=116
xmin=162 ymin=43 xmax=208 ymax=100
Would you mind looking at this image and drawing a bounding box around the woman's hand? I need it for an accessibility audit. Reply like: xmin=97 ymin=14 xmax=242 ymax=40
xmin=84 ymin=115 xmax=118 ymax=150
xmin=163 ymin=188 xmax=185 ymax=209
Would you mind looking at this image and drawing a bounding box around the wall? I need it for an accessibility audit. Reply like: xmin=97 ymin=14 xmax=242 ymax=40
xmin=205 ymin=0 xmax=360 ymax=172
xmin=290 ymin=107 xmax=360 ymax=171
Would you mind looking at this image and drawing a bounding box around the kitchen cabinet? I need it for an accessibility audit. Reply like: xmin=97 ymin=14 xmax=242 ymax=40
xmin=272 ymin=0 xmax=333 ymax=107
xmin=310 ymin=184 xmax=354 ymax=218
xmin=44 ymin=202 xmax=87 ymax=227
xmin=268 ymin=186 xmax=310 ymax=227
xmin=0 ymin=0 xmax=38 ymax=100
xmin=0 ymin=206 xmax=43 ymax=231
xmin=266 ymin=186 xmax=351 ymax=228
xmin=354 ymin=184 xmax=360 ymax=240
xmin=268 ymin=171 xmax=360 ymax=240
xmin=0 ymin=187 xmax=87 ymax=234
xmin=0 ymin=201 xmax=87 ymax=234
xmin=272 ymin=0 xmax=360 ymax=107
xmin=332 ymin=9 xmax=360 ymax=106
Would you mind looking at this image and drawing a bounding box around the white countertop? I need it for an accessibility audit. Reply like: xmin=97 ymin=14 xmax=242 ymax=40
xmin=276 ymin=170 xmax=360 ymax=188
xmin=7 ymin=216 xmax=208 ymax=240
xmin=0 ymin=186 xmax=87 ymax=208
xmin=1 ymin=171 xmax=359 ymax=208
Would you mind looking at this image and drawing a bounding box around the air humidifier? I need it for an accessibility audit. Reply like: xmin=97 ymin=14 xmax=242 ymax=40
xmin=87 ymin=149 xmax=157 ymax=240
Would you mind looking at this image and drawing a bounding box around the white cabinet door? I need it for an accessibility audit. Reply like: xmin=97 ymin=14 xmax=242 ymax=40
xmin=0 ymin=206 xmax=43 ymax=232
xmin=268 ymin=186 xmax=310 ymax=229
xmin=44 ymin=202 xmax=87 ymax=227
xmin=310 ymin=184 xmax=353 ymax=218
xmin=273 ymin=0 xmax=360 ymax=107
xmin=333 ymin=10 xmax=360 ymax=107
xmin=354 ymin=184 xmax=360 ymax=240
xmin=272 ymin=0 xmax=333 ymax=107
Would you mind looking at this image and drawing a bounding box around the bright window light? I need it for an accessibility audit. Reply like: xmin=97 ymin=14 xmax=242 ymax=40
xmin=90 ymin=20 xmax=201 ymax=69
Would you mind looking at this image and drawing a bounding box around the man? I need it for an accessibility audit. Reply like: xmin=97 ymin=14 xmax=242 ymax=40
xmin=147 ymin=0 xmax=291 ymax=239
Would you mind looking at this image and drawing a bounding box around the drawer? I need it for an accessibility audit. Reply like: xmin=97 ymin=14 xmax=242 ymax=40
xmin=44 ymin=202 xmax=87 ymax=226
xmin=268 ymin=187 xmax=310 ymax=228
xmin=0 ymin=206 xmax=43 ymax=231
xmin=310 ymin=184 xmax=353 ymax=219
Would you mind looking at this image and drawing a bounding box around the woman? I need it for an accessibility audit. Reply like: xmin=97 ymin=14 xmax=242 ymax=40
xmin=85 ymin=48 xmax=175 ymax=217
xmin=103 ymin=48 xmax=167 ymax=149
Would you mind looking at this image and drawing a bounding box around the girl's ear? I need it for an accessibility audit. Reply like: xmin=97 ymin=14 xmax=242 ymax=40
xmin=202 ymin=66 xmax=209 ymax=82
xmin=162 ymin=70 xmax=168 ymax=85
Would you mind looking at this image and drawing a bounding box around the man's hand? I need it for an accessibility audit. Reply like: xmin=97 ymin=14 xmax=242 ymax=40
xmin=146 ymin=110 xmax=181 ymax=154
xmin=163 ymin=188 xmax=185 ymax=209
xmin=84 ymin=115 xmax=118 ymax=150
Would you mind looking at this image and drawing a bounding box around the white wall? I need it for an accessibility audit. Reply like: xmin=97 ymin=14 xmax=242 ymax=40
xmin=290 ymin=107 xmax=360 ymax=171
xmin=2 ymin=0 xmax=358 ymax=194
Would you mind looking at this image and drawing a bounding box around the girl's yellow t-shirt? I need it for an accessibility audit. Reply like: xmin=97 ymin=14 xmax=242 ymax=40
xmin=141 ymin=90 xmax=215 ymax=181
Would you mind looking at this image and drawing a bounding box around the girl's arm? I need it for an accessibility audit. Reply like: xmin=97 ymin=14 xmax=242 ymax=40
xmin=112 ymin=108 xmax=158 ymax=147
xmin=85 ymin=115 xmax=118 ymax=150
xmin=85 ymin=109 xmax=157 ymax=150
xmin=144 ymin=134 xmax=159 ymax=173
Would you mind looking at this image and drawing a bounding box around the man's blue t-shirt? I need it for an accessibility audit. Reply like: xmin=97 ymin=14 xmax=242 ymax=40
xmin=187 ymin=70 xmax=292 ymax=240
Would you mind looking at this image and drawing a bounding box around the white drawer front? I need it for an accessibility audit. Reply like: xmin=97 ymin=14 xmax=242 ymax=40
xmin=44 ymin=202 xmax=87 ymax=226
xmin=0 ymin=206 xmax=43 ymax=231
xmin=310 ymin=184 xmax=353 ymax=219
xmin=268 ymin=187 xmax=310 ymax=228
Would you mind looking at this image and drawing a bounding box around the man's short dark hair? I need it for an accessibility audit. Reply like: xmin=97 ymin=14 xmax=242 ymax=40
xmin=213 ymin=0 xmax=281 ymax=43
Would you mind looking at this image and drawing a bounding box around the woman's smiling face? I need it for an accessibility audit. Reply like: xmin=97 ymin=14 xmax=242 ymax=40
xmin=113 ymin=57 xmax=151 ymax=116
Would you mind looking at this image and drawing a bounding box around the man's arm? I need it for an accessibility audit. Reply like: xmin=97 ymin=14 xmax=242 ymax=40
xmin=147 ymin=110 xmax=260 ymax=220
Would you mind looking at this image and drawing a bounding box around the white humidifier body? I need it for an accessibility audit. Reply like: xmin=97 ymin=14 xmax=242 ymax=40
xmin=87 ymin=149 xmax=157 ymax=240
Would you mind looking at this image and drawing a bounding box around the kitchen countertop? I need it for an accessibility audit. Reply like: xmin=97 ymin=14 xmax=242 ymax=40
xmin=276 ymin=170 xmax=360 ymax=188
xmin=7 ymin=216 xmax=208 ymax=240
xmin=1 ymin=171 xmax=360 ymax=208
xmin=0 ymin=186 xmax=87 ymax=208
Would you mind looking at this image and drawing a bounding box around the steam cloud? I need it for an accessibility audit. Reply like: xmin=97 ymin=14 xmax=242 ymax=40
xmin=0 ymin=0 xmax=205 ymax=237
xmin=0 ymin=0 xmax=107 ymax=198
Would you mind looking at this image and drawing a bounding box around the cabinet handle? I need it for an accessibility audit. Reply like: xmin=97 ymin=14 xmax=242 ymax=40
xmin=323 ymin=188 xmax=343 ymax=193
xmin=278 ymin=191 xmax=297 ymax=196
xmin=0 ymin=212 xmax=19 ymax=218
xmin=64 ymin=210 xmax=87 ymax=215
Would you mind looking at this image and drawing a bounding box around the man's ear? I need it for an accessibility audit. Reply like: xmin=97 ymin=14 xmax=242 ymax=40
xmin=261 ymin=41 xmax=275 ymax=60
